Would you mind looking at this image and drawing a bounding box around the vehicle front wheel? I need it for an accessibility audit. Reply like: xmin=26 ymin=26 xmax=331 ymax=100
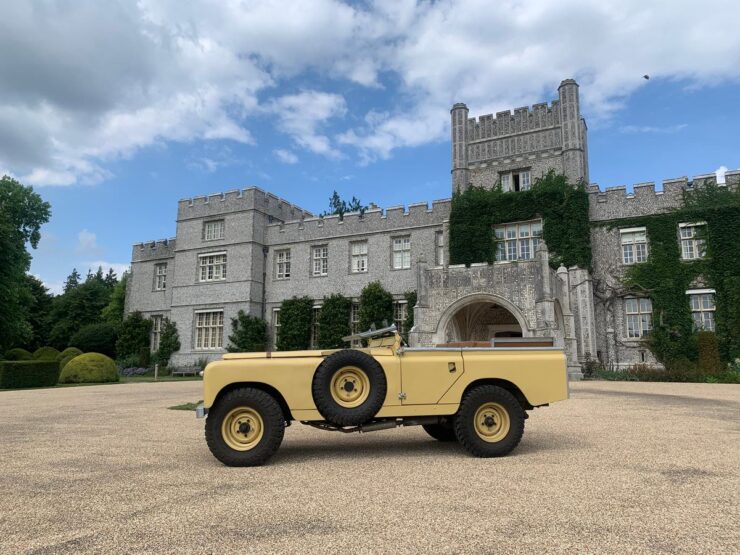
xmin=422 ymin=422 xmax=457 ymax=442
xmin=454 ymin=385 xmax=524 ymax=457
xmin=205 ymin=387 xmax=285 ymax=467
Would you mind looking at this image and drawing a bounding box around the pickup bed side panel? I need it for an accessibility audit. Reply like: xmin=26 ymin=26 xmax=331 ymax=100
xmin=438 ymin=350 xmax=568 ymax=407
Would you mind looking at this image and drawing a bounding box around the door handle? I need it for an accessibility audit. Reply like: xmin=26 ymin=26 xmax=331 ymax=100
xmin=448 ymin=362 xmax=457 ymax=373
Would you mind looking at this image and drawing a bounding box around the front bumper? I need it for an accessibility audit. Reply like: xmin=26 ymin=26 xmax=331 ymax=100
xmin=195 ymin=403 xmax=208 ymax=419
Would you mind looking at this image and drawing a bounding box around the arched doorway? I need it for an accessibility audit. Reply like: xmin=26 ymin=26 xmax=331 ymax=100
xmin=435 ymin=293 xmax=529 ymax=344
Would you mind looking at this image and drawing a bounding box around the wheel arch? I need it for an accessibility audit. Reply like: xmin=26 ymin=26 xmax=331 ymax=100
xmin=461 ymin=378 xmax=534 ymax=411
xmin=212 ymin=382 xmax=294 ymax=422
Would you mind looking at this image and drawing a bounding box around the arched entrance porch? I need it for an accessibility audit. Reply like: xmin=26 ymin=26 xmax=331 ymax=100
xmin=433 ymin=293 xmax=531 ymax=345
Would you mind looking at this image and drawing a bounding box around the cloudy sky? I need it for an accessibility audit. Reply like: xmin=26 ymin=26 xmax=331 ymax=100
xmin=1 ymin=0 xmax=738 ymax=293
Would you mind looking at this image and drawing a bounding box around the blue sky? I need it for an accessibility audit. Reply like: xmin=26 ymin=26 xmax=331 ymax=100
xmin=1 ymin=1 xmax=738 ymax=294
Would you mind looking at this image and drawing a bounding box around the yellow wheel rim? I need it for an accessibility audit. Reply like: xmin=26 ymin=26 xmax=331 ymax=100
xmin=330 ymin=366 xmax=370 ymax=408
xmin=221 ymin=407 xmax=264 ymax=451
xmin=473 ymin=402 xmax=510 ymax=443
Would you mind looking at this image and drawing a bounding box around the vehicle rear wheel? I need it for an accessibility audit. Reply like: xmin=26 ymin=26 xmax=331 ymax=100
xmin=454 ymin=385 xmax=524 ymax=457
xmin=312 ymin=350 xmax=387 ymax=426
xmin=422 ymin=422 xmax=457 ymax=442
xmin=205 ymin=387 xmax=285 ymax=467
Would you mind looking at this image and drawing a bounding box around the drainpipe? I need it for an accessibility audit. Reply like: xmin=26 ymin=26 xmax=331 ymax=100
xmin=261 ymin=245 xmax=268 ymax=321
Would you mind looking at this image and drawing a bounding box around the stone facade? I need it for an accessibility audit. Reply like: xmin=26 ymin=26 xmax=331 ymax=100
xmin=126 ymin=78 xmax=736 ymax=377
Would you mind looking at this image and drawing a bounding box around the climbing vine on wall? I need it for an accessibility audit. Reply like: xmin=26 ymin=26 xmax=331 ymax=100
xmin=449 ymin=171 xmax=592 ymax=270
xmin=599 ymin=184 xmax=740 ymax=363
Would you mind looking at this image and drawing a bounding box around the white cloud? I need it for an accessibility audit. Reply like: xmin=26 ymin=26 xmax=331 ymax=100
xmin=1 ymin=0 xmax=740 ymax=181
xmin=267 ymin=90 xmax=347 ymax=158
xmin=76 ymin=229 xmax=99 ymax=254
xmin=273 ymin=149 xmax=298 ymax=164
xmin=619 ymin=124 xmax=688 ymax=134
xmin=715 ymin=165 xmax=728 ymax=184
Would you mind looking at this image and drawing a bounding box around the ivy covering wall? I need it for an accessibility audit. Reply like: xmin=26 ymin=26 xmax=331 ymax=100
xmin=449 ymin=171 xmax=592 ymax=269
xmin=600 ymin=184 xmax=740 ymax=363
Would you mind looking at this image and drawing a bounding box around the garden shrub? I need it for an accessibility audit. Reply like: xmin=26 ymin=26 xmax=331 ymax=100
xmin=115 ymin=312 xmax=152 ymax=363
xmin=697 ymin=332 xmax=722 ymax=376
xmin=227 ymin=311 xmax=267 ymax=352
xmin=403 ymin=291 xmax=417 ymax=343
xmin=4 ymin=348 xmax=33 ymax=361
xmin=0 ymin=360 xmax=61 ymax=389
xmin=59 ymin=352 xmax=82 ymax=371
xmin=277 ymin=297 xmax=313 ymax=351
xmin=59 ymin=352 xmax=119 ymax=384
xmin=33 ymin=346 xmax=60 ymax=360
xmin=317 ymin=294 xmax=352 ymax=349
xmin=359 ymin=281 xmax=394 ymax=332
xmin=70 ymin=323 xmax=118 ymax=358
xmin=154 ymin=318 xmax=181 ymax=366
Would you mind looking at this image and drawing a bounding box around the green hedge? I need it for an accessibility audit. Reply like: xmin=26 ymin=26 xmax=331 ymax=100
xmin=70 ymin=323 xmax=118 ymax=358
xmin=33 ymin=346 xmax=60 ymax=360
xmin=57 ymin=347 xmax=83 ymax=360
xmin=0 ymin=360 xmax=61 ymax=389
xmin=59 ymin=352 xmax=119 ymax=384
xmin=318 ymin=294 xmax=352 ymax=349
xmin=227 ymin=311 xmax=267 ymax=352
xmin=359 ymin=281 xmax=394 ymax=332
xmin=277 ymin=297 xmax=313 ymax=351
xmin=5 ymin=348 xmax=33 ymax=361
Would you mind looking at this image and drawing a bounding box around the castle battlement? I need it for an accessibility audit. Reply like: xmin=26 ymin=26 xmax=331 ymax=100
xmin=176 ymin=186 xmax=312 ymax=221
xmin=466 ymin=100 xmax=563 ymax=142
xmin=265 ymin=199 xmax=451 ymax=244
xmin=588 ymin=171 xmax=739 ymax=221
xmin=131 ymin=238 xmax=177 ymax=262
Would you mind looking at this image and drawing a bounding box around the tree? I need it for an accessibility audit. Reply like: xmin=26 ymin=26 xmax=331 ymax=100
xmin=115 ymin=312 xmax=152 ymax=364
xmin=48 ymin=277 xmax=113 ymax=349
xmin=102 ymin=273 xmax=128 ymax=327
xmin=69 ymin=322 xmax=118 ymax=358
xmin=154 ymin=318 xmax=181 ymax=366
xmin=103 ymin=268 xmax=118 ymax=289
xmin=23 ymin=275 xmax=54 ymax=351
xmin=227 ymin=311 xmax=267 ymax=352
xmin=317 ymin=294 xmax=352 ymax=349
xmin=64 ymin=269 xmax=81 ymax=293
xmin=321 ymin=190 xmax=367 ymax=220
xmin=359 ymin=281 xmax=394 ymax=332
xmin=276 ymin=297 xmax=313 ymax=351
xmin=0 ymin=176 xmax=51 ymax=351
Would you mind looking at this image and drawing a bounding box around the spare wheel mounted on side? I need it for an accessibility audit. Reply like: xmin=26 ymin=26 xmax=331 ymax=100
xmin=311 ymin=349 xmax=387 ymax=426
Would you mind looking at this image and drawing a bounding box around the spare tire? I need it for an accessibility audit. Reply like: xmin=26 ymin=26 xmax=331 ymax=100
xmin=311 ymin=350 xmax=387 ymax=426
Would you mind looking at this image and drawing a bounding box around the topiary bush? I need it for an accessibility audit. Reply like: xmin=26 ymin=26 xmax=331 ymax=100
xmin=317 ymin=294 xmax=352 ymax=349
xmin=57 ymin=347 xmax=83 ymax=360
xmin=33 ymin=346 xmax=60 ymax=360
xmin=227 ymin=311 xmax=267 ymax=353
xmin=69 ymin=323 xmax=118 ymax=358
xmin=59 ymin=352 xmax=119 ymax=384
xmin=0 ymin=360 xmax=61 ymax=389
xmin=4 ymin=348 xmax=33 ymax=361
xmin=359 ymin=281 xmax=394 ymax=332
xmin=277 ymin=297 xmax=313 ymax=351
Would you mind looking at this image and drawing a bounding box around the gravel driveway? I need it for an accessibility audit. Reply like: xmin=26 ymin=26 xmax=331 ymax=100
xmin=1 ymin=380 xmax=738 ymax=554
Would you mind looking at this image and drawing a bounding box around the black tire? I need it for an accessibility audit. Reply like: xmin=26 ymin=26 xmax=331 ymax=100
xmin=311 ymin=350 xmax=387 ymax=426
xmin=422 ymin=423 xmax=457 ymax=442
xmin=454 ymin=385 xmax=525 ymax=457
xmin=205 ymin=388 xmax=285 ymax=467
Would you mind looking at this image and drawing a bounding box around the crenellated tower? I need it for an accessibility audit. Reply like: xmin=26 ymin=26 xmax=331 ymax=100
xmin=451 ymin=78 xmax=589 ymax=193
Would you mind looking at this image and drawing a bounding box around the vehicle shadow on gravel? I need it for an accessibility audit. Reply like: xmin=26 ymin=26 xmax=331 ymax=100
xmin=266 ymin=429 xmax=583 ymax=465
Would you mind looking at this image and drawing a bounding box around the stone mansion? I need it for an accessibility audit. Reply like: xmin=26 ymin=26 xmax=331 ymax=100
xmin=125 ymin=79 xmax=738 ymax=376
